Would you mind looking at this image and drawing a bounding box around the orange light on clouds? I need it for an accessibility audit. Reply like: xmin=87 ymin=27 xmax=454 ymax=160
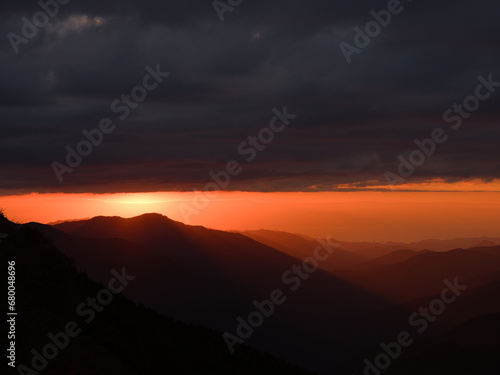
xmin=361 ymin=178 xmax=500 ymax=192
xmin=0 ymin=180 xmax=499 ymax=242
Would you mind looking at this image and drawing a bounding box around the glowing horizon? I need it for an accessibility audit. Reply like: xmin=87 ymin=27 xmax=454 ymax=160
xmin=1 ymin=182 xmax=499 ymax=242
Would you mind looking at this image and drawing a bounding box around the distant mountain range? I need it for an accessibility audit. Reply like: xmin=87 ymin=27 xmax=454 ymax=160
xmin=242 ymin=228 xmax=500 ymax=258
xmin=2 ymin=212 xmax=498 ymax=374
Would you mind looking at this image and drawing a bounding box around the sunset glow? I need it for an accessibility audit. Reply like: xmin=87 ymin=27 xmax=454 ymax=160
xmin=2 ymin=185 xmax=499 ymax=242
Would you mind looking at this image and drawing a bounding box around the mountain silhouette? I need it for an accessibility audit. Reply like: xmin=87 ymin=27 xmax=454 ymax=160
xmin=0 ymin=213 xmax=314 ymax=375
xmin=7 ymin=212 xmax=500 ymax=374
xmin=30 ymin=213 xmax=395 ymax=372
xmin=334 ymin=245 xmax=500 ymax=303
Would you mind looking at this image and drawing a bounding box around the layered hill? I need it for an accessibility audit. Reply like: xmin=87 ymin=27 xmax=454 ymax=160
xmin=40 ymin=214 xmax=392 ymax=372
xmin=16 ymin=213 xmax=500 ymax=374
xmin=0 ymin=213 xmax=313 ymax=375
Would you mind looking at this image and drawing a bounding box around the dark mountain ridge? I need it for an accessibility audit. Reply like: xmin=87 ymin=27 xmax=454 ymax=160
xmin=0 ymin=213 xmax=314 ymax=375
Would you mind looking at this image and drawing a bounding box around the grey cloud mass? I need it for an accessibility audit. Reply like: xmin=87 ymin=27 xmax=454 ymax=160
xmin=0 ymin=0 xmax=499 ymax=194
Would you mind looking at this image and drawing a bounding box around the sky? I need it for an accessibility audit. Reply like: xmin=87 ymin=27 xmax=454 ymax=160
xmin=1 ymin=189 xmax=499 ymax=242
xmin=0 ymin=0 xmax=499 ymax=240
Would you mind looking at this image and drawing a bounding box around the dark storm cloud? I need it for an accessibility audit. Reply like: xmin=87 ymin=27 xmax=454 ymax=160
xmin=0 ymin=0 xmax=499 ymax=194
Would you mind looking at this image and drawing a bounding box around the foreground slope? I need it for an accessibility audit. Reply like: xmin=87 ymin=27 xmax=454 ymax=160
xmin=45 ymin=214 xmax=394 ymax=373
xmin=0 ymin=214 xmax=313 ymax=375
xmin=41 ymin=213 xmax=500 ymax=374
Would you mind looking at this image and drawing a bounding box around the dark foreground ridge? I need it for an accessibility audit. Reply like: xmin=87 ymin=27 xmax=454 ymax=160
xmin=0 ymin=213 xmax=314 ymax=375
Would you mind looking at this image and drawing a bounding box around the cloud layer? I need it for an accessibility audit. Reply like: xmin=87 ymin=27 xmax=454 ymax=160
xmin=1 ymin=0 xmax=499 ymax=194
